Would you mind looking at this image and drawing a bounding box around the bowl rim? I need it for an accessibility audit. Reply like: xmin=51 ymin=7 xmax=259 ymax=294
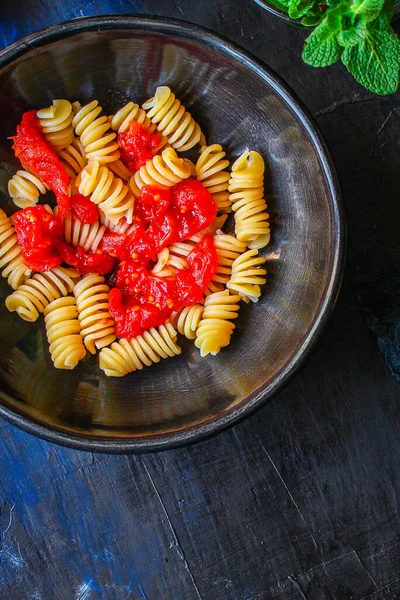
xmin=0 ymin=14 xmax=345 ymax=453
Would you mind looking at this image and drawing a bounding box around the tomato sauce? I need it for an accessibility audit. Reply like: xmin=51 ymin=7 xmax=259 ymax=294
xmin=118 ymin=121 xmax=162 ymax=171
xmin=70 ymin=194 xmax=99 ymax=224
xmin=98 ymin=182 xmax=218 ymax=339
xmin=13 ymin=206 xmax=64 ymax=272
xmin=11 ymin=111 xmax=71 ymax=218
xmin=107 ymin=233 xmax=217 ymax=339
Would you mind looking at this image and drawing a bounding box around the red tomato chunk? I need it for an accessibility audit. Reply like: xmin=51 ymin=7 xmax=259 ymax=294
xmin=11 ymin=111 xmax=71 ymax=218
xmin=13 ymin=206 xmax=64 ymax=272
xmin=118 ymin=121 xmax=162 ymax=171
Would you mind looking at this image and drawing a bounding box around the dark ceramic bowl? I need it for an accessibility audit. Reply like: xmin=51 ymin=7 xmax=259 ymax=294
xmin=0 ymin=16 xmax=344 ymax=452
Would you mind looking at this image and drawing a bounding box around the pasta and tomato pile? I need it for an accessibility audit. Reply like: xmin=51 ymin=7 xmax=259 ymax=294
xmin=1 ymin=86 xmax=270 ymax=376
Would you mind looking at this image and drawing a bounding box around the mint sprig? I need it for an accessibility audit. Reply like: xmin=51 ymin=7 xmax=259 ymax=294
xmin=284 ymin=0 xmax=400 ymax=94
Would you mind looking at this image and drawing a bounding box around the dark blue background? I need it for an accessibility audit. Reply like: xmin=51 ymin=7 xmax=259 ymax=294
xmin=1 ymin=1 xmax=400 ymax=599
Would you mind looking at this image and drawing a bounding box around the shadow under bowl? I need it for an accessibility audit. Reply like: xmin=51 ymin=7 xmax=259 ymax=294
xmin=0 ymin=15 xmax=344 ymax=452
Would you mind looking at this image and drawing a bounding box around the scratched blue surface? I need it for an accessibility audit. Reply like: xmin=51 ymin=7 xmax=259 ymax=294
xmin=2 ymin=1 xmax=400 ymax=599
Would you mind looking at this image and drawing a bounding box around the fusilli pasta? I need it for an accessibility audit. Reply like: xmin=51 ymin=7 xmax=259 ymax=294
xmin=196 ymin=144 xmax=231 ymax=213
xmin=227 ymin=249 xmax=267 ymax=303
xmin=109 ymin=101 xmax=157 ymax=133
xmin=99 ymin=322 xmax=181 ymax=377
xmin=129 ymin=147 xmax=192 ymax=195
xmin=63 ymin=210 xmax=106 ymax=252
xmin=195 ymin=290 xmax=241 ymax=356
xmin=74 ymin=274 xmax=116 ymax=354
xmin=205 ymin=233 xmax=247 ymax=295
xmin=37 ymin=99 xmax=75 ymax=150
xmin=173 ymin=304 xmax=204 ymax=340
xmin=72 ymin=100 xmax=120 ymax=164
xmin=0 ymin=208 xmax=31 ymax=289
xmin=8 ymin=170 xmax=48 ymax=209
xmin=229 ymin=151 xmax=270 ymax=249
xmin=5 ymin=267 xmax=80 ymax=322
xmin=143 ymin=86 xmax=205 ymax=151
xmin=58 ymin=138 xmax=87 ymax=177
xmin=77 ymin=161 xmax=135 ymax=224
xmin=44 ymin=296 xmax=87 ymax=369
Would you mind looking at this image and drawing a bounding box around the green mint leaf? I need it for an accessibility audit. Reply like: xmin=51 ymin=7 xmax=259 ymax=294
xmin=342 ymin=25 xmax=400 ymax=94
xmin=337 ymin=14 xmax=368 ymax=45
xmin=371 ymin=9 xmax=392 ymax=29
xmin=288 ymin=0 xmax=316 ymax=19
xmin=301 ymin=8 xmax=326 ymax=26
xmin=302 ymin=6 xmax=346 ymax=66
xmin=351 ymin=0 xmax=385 ymax=20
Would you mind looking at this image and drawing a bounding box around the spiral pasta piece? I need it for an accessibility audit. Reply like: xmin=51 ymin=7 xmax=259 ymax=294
xmin=143 ymin=86 xmax=205 ymax=152
xmin=72 ymin=100 xmax=120 ymax=164
xmin=63 ymin=210 xmax=106 ymax=252
xmin=129 ymin=147 xmax=192 ymax=195
xmin=5 ymin=267 xmax=80 ymax=322
xmin=196 ymin=145 xmax=231 ymax=213
xmin=164 ymin=240 xmax=196 ymax=271
xmin=74 ymin=274 xmax=116 ymax=354
xmin=151 ymin=248 xmax=176 ymax=278
xmin=108 ymin=159 xmax=134 ymax=182
xmin=77 ymin=161 xmax=135 ymax=224
xmin=99 ymin=213 xmax=137 ymax=236
xmin=99 ymin=322 xmax=181 ymax=377
xmin=205 ymin=233 xmax=247 ymax=295
xmin=195 ymin=290 xmax=241 ymax=357
xmin=109 ymin=101 xmax=157 ymax=133
xmin=7 ymin=170 xmax=48 ymax=209
xmin=44 ymin=296 xmax=86 ymax=369
xmin=174 ymin=304 xmax=204 ymax=340
xmin=0 ymin=208 xmax=31 ymax=289
xmin=229 ymin=151 xmax=270 ymax=249
xmin=37 ymin=99 xmax=75 ymax=150
xmin=58 ymin=138 xmax=87 ymax=177
xmin=227 ymin=249 xmax=267 ymax=303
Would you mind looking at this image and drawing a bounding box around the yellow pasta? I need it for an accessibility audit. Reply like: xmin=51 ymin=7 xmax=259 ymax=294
xmin=63 ymin=210 xmax=106 ymax=252
xmin=72 ymin=100 xmax=120 ymax=164
xmin=129 ymin=147 xmax=192 ymax=196
xmin=173 ymin=304 xmax=204 ymax=340
xmin=0 ymin=208 xmax=31 ymax=289
xmin=205 ymin=233 xmax=247 ymax=295
xmin=227 ymin=249 xmax=267 ymax=303
xmin=109 ymin=101 xmax=157 ymax=133
xmin=229 ymin=151 xmax=270 ymax=249
xmin=37 ymin=99 xmax=75 ymax=150
xmin=195 ymin=290 xmax=241 ymax=356
xmin=74 ymin=274 xmax=116 ymax=354
xmin=58 ymin=138 xmax=87 ymax=177
xmin=5 ymin=267 xmax=80 ymax=322
xmin=196 ymin=144 xmax=231 ymax=213
xmin=151 ymin=248 xmax=176 ymax=278
xmin=8 ymin=170 xmax=48 ymax=209
xmin=143 ymin=86 xmax=205 ymax=151
xmin=99 ymin=322 xmax=181 ymax=377
xmin=108 ymin=159 xmax=134 ymax=182
xmin=3 ymin=92 xmax=272 ymax=375
xmin=77 ymin=161 xmax=135 ymax=224
xmin=99 ymin=213 xmax=137 ymax=236
xmin=44 ymin=296 xmax=86 ymax=369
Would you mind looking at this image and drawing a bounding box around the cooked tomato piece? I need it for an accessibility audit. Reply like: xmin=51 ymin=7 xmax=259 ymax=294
xmin=170 ymin=179 xmax=217 ymax=240
xmin=118 ymin=121 xmax=162 ymax=171
xmin=70 ymin=194 xmax=99 ymax=224
xmin=11 ymin=111 xmax=71 ymax=218
xmin=13 ymin=205 xmax=64 ymax=272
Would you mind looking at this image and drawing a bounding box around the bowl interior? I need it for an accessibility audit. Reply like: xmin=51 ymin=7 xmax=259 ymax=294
xmin=0 ymin=19 xmax=342 ymax=450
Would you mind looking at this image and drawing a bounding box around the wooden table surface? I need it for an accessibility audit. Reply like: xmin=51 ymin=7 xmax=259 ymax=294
xmin=1 ymin=1 xmax=400 ymax=598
